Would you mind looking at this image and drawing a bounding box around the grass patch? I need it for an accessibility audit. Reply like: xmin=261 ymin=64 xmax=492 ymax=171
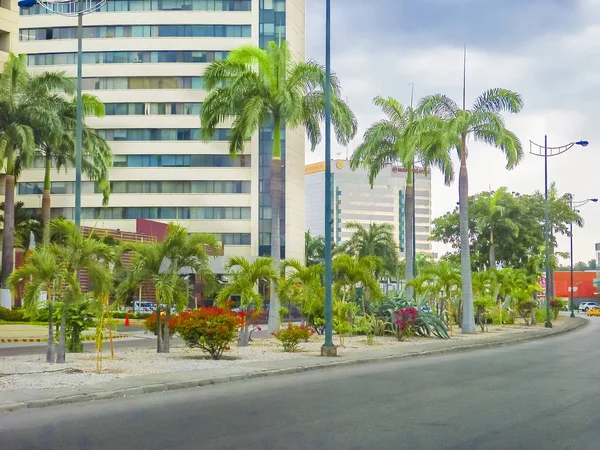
xmin=0 ymin=321 xmax=48 ymax=326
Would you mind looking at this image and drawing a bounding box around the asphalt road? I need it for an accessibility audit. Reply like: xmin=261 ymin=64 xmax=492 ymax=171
xmin=2 ymin=319 xmax=599 ymax=450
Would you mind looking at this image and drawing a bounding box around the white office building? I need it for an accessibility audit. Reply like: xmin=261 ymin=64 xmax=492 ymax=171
xmin=16 ymin=0 xmax=306 ymax=262
xmin=305 ymin=159 xmax=433 ymax=257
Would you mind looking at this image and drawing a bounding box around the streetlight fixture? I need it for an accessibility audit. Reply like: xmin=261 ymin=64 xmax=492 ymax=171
xmin=568 ymin=196 xmax=598 ymax=318
xmin=529 ymin=136 xmax=589 ymax=328
xmin=18 ymin=0 xmax=106 ymax=229
xmin=321 ymin=0 xmax=336 ymax=357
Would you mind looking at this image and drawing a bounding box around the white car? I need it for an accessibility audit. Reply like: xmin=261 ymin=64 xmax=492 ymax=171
xmin=579 ymin=302 xmax=598 ymax=313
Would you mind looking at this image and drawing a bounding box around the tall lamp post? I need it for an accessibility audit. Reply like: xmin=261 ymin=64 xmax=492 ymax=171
xmin=529 ymin=136 xmax=589 ymax=328
xmin=18 ymin=0 xmax=106 ymax=228
xmin=321 ymin=0 xmax=336 ymax=356
xmin=568 ymin=196 xmax=598 ymax=317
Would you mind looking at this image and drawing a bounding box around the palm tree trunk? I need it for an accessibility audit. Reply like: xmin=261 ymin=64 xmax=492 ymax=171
xmin=1 ymin=174 xmax=16 ymax=287
xmin=459 ymin=135 xmax=476 ymax=333
xmin=156 ymin=304 xmax=163 ymax=353
xmin=163 ymin=306 xmax=170 ymax=353
xmin=405 ymin=177 xmax=415 ymax=301
xmin=56 ymin=301 xmax=67 ymax=363
xmin=238 ymin=307 xmax=250 ymax=347
xmin=489 ymin=230 xmax=496 ymax=270
xmin=46 ymin=298 xmax=55 ymax=363
xmin=268 ymin=118 xmax=283 ymax=333
xmin=42 ymin=153 xmax=52 ymax=245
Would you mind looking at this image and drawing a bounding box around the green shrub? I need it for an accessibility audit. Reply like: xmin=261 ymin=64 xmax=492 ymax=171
xmin=490 ymin=309 xmax=513 ymax=325
xmin=0 ymin=307 xmax=27 ymax=322
xmin=273 ymin=324 xmax=313 ymax=352
xmin=474 ymin=297 xmax=496 ymax=332
xmin=173 ymin=308 xmax=241 ymax=360
xmin=113 ymin=312 xmax=153 ymax=320
xmin=353 ymin=315 xmax=375 ymax=344
xmin=515 ymin=300 xmax=536 ymax=326
xmin=535 ymin=307 xmax=547 ymax=324
xmin=66 ymin=301 xmax=95 ymax=353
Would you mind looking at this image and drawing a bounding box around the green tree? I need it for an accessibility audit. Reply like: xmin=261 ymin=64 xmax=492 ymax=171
xmin=0 ymin=53 xmax=74 ymax=284
xmin=0 ymin=201 xmax=43 ymax=251
xmin=282 ymin=259 xmax=324 ymax=326
xmin=216 ymin=256 xmax=277 ymax=346
xmin=424 ymin=261 xmax=461 ymax=320
xmin=201 ymin=40 xmax=357 ymax=332
xmin=589 ymin=259 xmax=597 ymax=270
xmin=339 ymin=221 xmax=398 ymax=277
xmin=350 ymin=96 xmax=454 ymax=297
xmin=332 ymin=254 xmax=383 ymax=317
xmin=418 ymin=89 xmax=524 ymax=333
xmin=476 ymin=187 xmax=519 ymax=269
xmin=36 ymin=94 xmax=112 ymax=244
xmin=305 ymin=231 xmax=324 ymax=267
xmin=8 ymin=246 xmax=68 ymax=363
xmin=117 ymin=224 xmax=218 ymax=353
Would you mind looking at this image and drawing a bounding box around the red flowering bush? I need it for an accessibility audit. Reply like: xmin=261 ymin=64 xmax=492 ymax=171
xmin=172 ymin=307 xmax=242 ymax=360
xmin=144 ymin=312 xmax=179 ymax=336
xmin=273 ymin=324 xmax=313 ymax=352
xmin=550 ymin=299 xmax=566 ymax=319
xmin=394 ymin=307 xmax=419 ymax=340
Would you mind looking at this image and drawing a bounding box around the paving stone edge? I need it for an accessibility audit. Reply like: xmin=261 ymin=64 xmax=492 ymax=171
xmin=0 ymin=317 xmax=586 ymax=413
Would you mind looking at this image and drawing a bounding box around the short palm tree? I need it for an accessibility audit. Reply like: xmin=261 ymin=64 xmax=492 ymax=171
xmin=332 ymin=254 xmax=383 ymax=317
xmin=282 ymin=258 xmax=324 ymax=326
xmin=201 ymin=40 xmax=357 ymax=332
xmin=0 ymin=53 xmax=74 ymax=284
xmin=117 ymin=224 xmax=218 ymax=353
xmin=36 ymin=94 xmax=112 ymax=244
xmin=216 ymin=256 xmax=277 ymax=346
xmin=476 ymin=187 xmax=519 ymax=270
xmin=350 ymin=96 xmax=454 ymax=299
xmin=424 ymin=261 xmax=462 ymax=319
xmin=305 ymin=231 xmax=325 ymax=267
xmin=339 ymin=221 xmax=398 ymax=278
xmin=418 ymin=88 xmax=524 ymax=333
xmin=8 ymin=246 xmax=69 ymax=363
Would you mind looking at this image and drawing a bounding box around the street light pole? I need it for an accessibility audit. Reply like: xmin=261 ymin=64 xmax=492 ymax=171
xmin=529 ymin=136 xmax=589 ymax=328
xmin=321 ymin=0 xmax=336 ymax=357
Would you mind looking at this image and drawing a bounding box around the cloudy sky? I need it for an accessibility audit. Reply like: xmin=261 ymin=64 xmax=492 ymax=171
xmin=304 ymin=0 xmax=600 ymax=264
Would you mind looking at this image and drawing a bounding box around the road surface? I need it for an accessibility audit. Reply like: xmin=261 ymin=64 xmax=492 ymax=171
xmin=2 ymin=319 xmax=599 ymax=450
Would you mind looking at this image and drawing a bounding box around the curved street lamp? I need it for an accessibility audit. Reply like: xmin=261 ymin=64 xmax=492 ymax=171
xmin=529 ymin=136 xmax=590 ymax=328
xmin=568 ymin=196 xmax=598 ymax=317
xmin=18 ymin=0 xmax=107 ymax=228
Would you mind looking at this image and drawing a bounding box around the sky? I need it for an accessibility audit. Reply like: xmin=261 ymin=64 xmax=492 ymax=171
xmin=304 ymin=0 xmax=600 ymax=265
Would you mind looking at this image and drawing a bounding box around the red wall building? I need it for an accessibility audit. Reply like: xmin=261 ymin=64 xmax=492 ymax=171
xmin=554 ymin=271 xmax=598 ymax=300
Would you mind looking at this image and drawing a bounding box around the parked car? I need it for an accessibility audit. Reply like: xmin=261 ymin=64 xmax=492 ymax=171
xmin=586 ymin=306 xmax=600 ymax=317
xmin=579 ymin=302 xmax=598 ymax=313
xmin=127 ymin=301 xmax=156 ymax=314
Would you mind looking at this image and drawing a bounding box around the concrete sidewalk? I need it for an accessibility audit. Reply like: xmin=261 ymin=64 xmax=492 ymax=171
xmin=0 ymin=317 xmax=586 ymax=413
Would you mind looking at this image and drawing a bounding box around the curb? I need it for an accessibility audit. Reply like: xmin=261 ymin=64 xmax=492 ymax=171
xmin=0 ymin=318 xmax=586 ymax=413
xmin=0 ymin=335 xmax=132 ymax=343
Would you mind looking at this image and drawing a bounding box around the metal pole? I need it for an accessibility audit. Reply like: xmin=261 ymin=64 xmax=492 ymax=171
xmin=412 ymin=176 xmax=416 ymax=278
xmin=544 ymin=135 xmax=552 ymax=328
xmin=570 ymin=195 xmax=575 ymax=318
xmin=74 ymin=5 xmax=83 ymax=228
xmin=321 ymin=0 xmax=336 ymax=356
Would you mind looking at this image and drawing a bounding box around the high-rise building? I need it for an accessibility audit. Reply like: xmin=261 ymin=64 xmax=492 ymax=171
xmin=305 ymin=159 xmax=433 ymax=256
xmin=0 ymin=0 xmax=18 ymax=64
xmin=15 ymin=0 xmax=306 ymax=262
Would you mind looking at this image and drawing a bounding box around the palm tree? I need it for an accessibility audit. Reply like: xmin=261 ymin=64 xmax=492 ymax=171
xmin=36 ymin=94 xmax=112 ymax=244
xmin=332 ymin=254 xmax=383 ymax=317
xmin=117 ymin=224 xmax=218 ymax=353
xmin=305 ymin=231 xmax=325 ymax=267
xmin=8 ymin=246 xmax=69 ymax=363
xmin=339 ymin=222 xmax=398 ymax=278
xmin=216 ymin=256 xmax=277 ymax=346
xmin=350 ymin=96 xmax=454 ymax=299
xmin=282 ymin=259 xmax=324 ymax=326
xmin=49 ymin=219 xmax=113 ymax=363
xmin=201 ymin=40 xmax=357 ymax=332
xmin=0 ymin=201 xmax=43 ymax=251
xmin=476 ymin=187 xmax=519 ymax=269
xmin=424 ymin=261 xmax=461 ymax=319
xmin=0 ymin=53 xmax=74 ymax=285
xmin=418 ymin=88 xmax=524 ymax=333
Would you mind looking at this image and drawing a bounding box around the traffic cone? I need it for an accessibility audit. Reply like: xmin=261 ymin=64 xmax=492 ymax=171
xmin=125 ymin=314 xmax=130 ymax=327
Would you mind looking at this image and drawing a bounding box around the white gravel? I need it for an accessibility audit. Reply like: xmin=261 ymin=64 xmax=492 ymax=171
xmin=0 ymin=324 xmax=543 ymax=392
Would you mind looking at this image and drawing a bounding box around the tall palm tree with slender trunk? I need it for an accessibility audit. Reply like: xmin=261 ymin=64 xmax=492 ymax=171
xmin=0 ymin=53 xmax=74 ymax=285
xmin=201 ymin=40 xmax=357 ymax=332
xmin=351 ymin=96 xmax=454 ymax=300
xmin=418 ymin=88 xmax=523 ymax=333
xmin=36 ymin=94 xmax=112 ymax=244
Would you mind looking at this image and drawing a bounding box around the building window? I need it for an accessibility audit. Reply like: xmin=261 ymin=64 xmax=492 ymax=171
xmin=80 ymin=77 xmax=204 ymax=90
xmin=27 ymin=51 xmax=230 ymax=66
xmin=96 ymin=128 xmax=231 ymax=141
